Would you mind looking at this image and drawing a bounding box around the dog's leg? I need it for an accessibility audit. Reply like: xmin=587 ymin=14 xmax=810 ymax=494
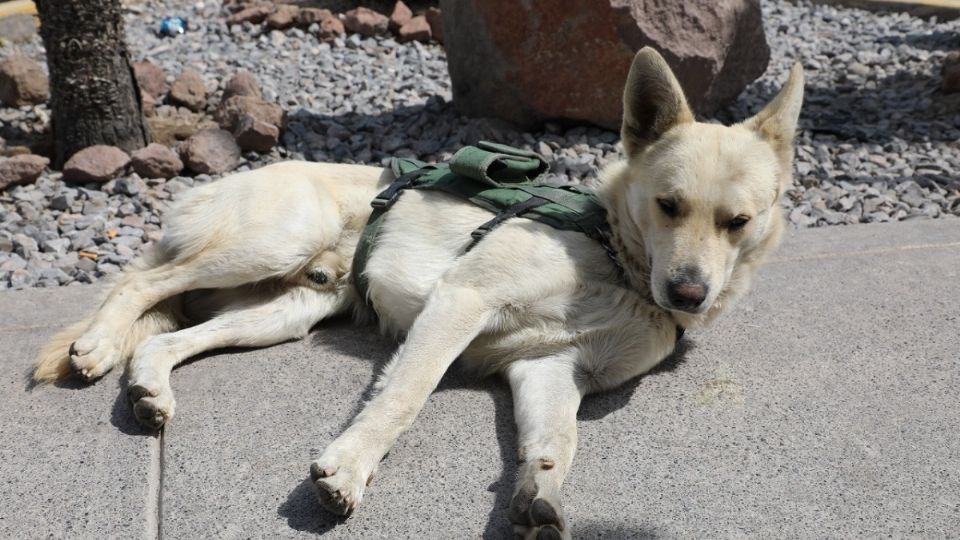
xmin=127 ymin=286 xmax=346 ymax=429
xmin=310 ymin=284 xmax=489 ymax=516
xmin=69 ymin=250 xmax=310 ymax=381
xmin=506 ymin=356 xmax=583 ymax=540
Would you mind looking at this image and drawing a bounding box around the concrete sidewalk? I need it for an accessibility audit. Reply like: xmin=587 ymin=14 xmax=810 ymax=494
xmin=1 ymin=219 xmax=959 ymax=539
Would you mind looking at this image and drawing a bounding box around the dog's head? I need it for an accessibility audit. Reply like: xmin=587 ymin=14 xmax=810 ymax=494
xmin=612 ymin=48 xmax=804 ymax=325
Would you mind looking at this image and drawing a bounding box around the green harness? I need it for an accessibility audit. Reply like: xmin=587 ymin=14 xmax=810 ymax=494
xmin=350 ymin=141 xmax=685 ymax=343
xmin=351 ymin=141 xmax=619 ymax=301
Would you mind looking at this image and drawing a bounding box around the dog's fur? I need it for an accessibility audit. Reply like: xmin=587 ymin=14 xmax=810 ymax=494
xmin=32 ymin=48 xmax=803 ymax=539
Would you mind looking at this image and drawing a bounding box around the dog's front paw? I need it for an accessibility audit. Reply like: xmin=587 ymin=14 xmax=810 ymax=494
xmin=309 ymin=447 xmax=375 ymax=517
xmin=69 ymin=332 xmax=122 ymax=381
xmin=510 ymin=478 xmax=570 ymax=540
xmin=127 ymin=383 xmax=176 ymax=430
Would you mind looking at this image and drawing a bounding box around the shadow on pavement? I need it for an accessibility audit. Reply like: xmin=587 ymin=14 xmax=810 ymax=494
xmin=278 ymin=476 xmax=350 ymax=535
xmin=578 ymin=337 xmax=694 ymax=422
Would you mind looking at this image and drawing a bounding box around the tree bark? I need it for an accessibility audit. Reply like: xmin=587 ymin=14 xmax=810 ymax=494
xmin=35 ymin=0 xmax=150 ymax=168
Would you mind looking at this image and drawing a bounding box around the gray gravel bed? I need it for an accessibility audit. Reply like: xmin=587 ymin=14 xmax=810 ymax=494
xmin=1 ymin=0 xmax=958 ymax=289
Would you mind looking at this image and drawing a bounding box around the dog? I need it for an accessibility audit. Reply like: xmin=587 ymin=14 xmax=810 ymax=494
xmin=32 ymin=48 xmax=803 ymax=539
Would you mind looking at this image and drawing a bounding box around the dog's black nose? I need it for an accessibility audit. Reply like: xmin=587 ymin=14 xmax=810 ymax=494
xmin=667 ymin=279 xmax=708 ymax=310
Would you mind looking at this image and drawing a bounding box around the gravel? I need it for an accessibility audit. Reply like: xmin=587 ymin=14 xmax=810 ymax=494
xmin=1 ymin=0 xmax=959 ymax=289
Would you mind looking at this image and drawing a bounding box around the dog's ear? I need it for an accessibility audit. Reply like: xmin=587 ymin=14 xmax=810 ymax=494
xmin=741 ymin=63 xmax=805 ymax=172
xmin=621 ymin=47 xmax=694 ymax=158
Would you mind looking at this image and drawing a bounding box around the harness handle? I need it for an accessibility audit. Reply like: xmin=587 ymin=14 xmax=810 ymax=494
xmin=450 ymin=141 xmax=549 ymax=187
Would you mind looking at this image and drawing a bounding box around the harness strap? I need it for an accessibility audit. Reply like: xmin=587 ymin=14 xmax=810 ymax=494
xmin=352 ymin=169 xmax=431 ymax=301
xmin=466 ymin=196 xmax=550 ymax=252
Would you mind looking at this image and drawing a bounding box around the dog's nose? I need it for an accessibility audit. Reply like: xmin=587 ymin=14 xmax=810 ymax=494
xmin=666 ymin=280 xmax=708 ymax=310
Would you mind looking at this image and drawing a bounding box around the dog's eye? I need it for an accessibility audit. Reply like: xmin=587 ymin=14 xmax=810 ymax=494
xmin=727 ymin=215 xmax=751 ymax=230
xmin=656 ymin=198 xmax=679 ymax=218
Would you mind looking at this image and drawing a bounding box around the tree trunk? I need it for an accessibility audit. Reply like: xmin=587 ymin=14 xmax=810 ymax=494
xmin=35 ymin=0 xmax=150 ymax=168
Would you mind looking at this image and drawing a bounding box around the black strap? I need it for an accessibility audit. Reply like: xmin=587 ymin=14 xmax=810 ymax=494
xmin=465 ymin=196 xmax=550 ymax=252
xmin=370 ymin=168 xmax=432 ymax=210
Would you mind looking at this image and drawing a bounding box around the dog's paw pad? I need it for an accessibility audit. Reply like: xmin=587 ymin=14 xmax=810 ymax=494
xmin=510 ymin=480 xmax=569 ymax=540
xmin=128 ymin=384 xmax=175 ymax=430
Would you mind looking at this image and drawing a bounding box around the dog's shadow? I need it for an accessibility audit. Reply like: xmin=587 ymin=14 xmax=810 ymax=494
xmin=24 ymin=368 xmax=159 ymax=438
xmin=277 ymin=329 xmax=694 ymax=538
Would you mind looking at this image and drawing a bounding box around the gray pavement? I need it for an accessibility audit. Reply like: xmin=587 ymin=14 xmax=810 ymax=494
xmin=2 ymin=219 xmax=959 ymax=539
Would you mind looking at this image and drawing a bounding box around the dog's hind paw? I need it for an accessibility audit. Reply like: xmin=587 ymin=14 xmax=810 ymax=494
xmin=128 ymin=384 xmax=176 ymax=430
xmin=309 ymin=456 xmax=372 ymax=517
xmin=69 ymin=333 xmax=122 ymax=381
xmin=510 ymin=479 xmax=571 ymax=540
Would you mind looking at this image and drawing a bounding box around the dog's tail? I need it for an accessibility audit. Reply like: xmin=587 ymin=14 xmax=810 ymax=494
xmin=31 ymin=300 xmax=183 ymax=385
xmin=32 ymin=243 xmax=186 ymax=385
xmin=32 ymin=318 xmax=91 ymax=383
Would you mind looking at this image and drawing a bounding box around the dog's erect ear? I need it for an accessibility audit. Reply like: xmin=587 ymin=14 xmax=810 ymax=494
xmin=741 ymin=63 xmax=805 ymax=171
xmin=621 ymin=47 xmax=694 ymax=158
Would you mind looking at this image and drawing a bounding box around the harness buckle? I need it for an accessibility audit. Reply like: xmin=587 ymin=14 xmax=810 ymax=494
xmin=370 ymin=169 xmax=431 ymax=210
xmin=370 ymin=192 xmax=400 ymax=210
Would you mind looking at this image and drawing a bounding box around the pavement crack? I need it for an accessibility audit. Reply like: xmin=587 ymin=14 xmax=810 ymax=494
xmin=145 ymin=428 xmax=165 ymax=540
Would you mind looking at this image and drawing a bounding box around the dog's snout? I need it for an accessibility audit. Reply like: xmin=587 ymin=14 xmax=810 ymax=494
xmin=666 ymin=276 xmax=708 ymax=311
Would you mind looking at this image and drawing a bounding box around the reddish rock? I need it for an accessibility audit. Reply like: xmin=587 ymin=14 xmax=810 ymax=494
xmin=343 ymin=7 xmax=389 ymax=36
xmin=215 ymin=95 xmax=285 ymax=132
xmin=223 ymin=71 xmax=262 ymax=101
xmin=0 ymin=55 xmax=49 ymax=106
xmin=142 ymin=92 xmax=157 ymax=116
xmin=943 ymin=51 xmax=960 ymax=94
xmin=133 ymin=60 xmax=168 ymax=100
xmin=425 ymin=7 xmax=443 ymax=43
xmin=169 ymin=69 xmax=207 ymax=112
xmin=398 ymin=16 xmax=431 ymax=43
xmin=130 ymin=143 xmax=184 ymax=179
xmin=180 ymin=129 xmax=241 ymax=175
xmin=233 ymin=114 xmax=280 ymax=152
xmin=389 ymin=1 xmax=413 ymax=32
xmin=0 ymin=154 xmax=49 ymax=190
xmin=147 ymin=106 xmax=218 ymax=146
xmin=227 ymin=4 xmax=274 ymax=25
xmin=62 ymin=146 xmax=130 ymax=183
xmin=439 ymin=0 xmax=769 ymax=129
xmin=316 ymin=14 xmax=345 ymax=41
xmin=297 ymin=7 xmax=334 ymax=26
xmin=266 ymin=4 xmax=300 ymax=30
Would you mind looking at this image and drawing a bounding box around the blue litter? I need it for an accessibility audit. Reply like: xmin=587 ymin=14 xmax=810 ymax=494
xmin=159 ymin=17 xmax=188 ymax=37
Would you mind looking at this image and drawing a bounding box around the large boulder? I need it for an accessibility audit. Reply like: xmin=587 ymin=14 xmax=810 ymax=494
xmin=440 ymin=0 xmax=769 ymax=130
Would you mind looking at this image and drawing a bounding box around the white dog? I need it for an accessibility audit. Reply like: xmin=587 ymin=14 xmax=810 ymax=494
xmin=34 ymin=48 xmax=803 ymax=539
